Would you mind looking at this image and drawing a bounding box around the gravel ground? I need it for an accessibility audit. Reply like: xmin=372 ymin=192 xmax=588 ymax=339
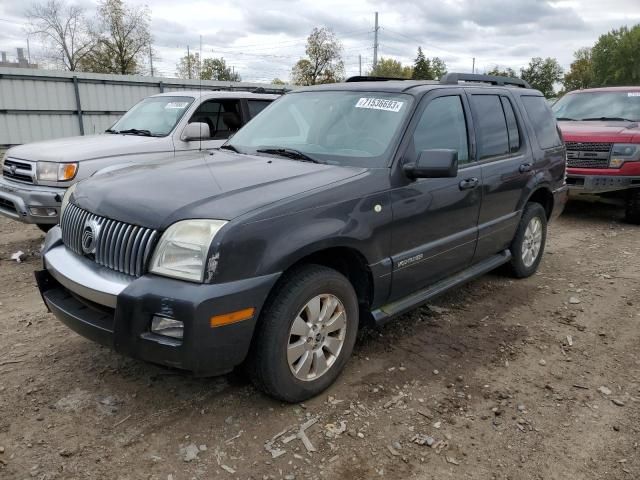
xmin=0 ymin=199 xmax=639 ymax=480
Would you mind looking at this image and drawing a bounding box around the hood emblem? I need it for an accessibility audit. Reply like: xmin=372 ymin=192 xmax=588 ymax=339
xmin=81 ymin=219 xmax=101 ymax=255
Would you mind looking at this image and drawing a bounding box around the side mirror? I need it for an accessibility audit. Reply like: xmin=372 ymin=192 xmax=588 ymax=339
xmin=182 ymin=122 xmax=211 ymax=141
xmin=403 ymin=149 xmax=458 ymax=179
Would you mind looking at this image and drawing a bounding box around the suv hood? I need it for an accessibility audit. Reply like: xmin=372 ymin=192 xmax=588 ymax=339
xmin=8 ymin=134 xmax=170 ymax=163
xmin=72 ymin=151 xmax=366 ymax=230
xmin=558 ymin=120 xmax=640 ymax=143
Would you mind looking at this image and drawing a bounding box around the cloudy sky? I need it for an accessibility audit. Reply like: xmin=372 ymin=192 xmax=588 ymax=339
xmin=1 ymin=0 xmax=639 ymax=83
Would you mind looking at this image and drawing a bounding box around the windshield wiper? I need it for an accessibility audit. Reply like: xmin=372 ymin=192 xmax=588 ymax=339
xmin=581 ymin=117 xmax=636 ymax=122
xmin=105 ymin=128 xmax=119 ymax=134
xmin=256 ymin=147 xmax=321 ymax=164
xmin=555 ymin=117 xmax=577 ymax=121
xmin=220 ymin=144 xmax=242 ymax=153
xmin=118 ymin=128 xmax=153 ymax=136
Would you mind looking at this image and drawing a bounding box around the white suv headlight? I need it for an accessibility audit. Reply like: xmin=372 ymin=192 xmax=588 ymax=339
xmin=150 ymin=220 xmax=227 ymax=282
xmin=37 ymin=161 xmax=78 ymax=181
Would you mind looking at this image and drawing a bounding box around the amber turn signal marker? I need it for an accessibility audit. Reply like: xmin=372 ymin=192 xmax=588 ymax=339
xmin=60 ymin=163 xmax=78 ymax=181
xmin=210 ymin=307 xmax=255 ymax=328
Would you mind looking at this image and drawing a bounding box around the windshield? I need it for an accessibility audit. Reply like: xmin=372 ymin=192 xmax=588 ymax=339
xmin=227 ymin=91 xmax=413 ymax=167
xmin=552 ymin=91 xmax=640 ymax=121
xmin=110 ymin=96 xmax=195 ymax=136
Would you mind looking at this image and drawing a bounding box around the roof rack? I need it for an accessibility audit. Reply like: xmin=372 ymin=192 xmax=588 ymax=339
xmin=346 ymin=75 xmax=410 ymax=82
xmin=440 ymin=73 xmax=531 ymax=89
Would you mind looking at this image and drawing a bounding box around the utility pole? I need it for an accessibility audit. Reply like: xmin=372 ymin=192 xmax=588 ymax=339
xmin=149 ymin=44 xmax=154 ymax=77
xmin=359 ymin=54 xmax=362 ymax=76
xmin=187 ymin=45 xmax=191 ymax=79
xmin=472 ymin=57 xmax=475 ymax=74
xmin=373 ymin=12 xmax=379 ymax=69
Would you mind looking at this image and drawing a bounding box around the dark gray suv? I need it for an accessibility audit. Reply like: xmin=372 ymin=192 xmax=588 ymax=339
xmin=36 ymin=73 xmax=568 ymax=402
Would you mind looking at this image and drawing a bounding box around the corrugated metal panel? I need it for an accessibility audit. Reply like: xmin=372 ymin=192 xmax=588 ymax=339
xmin=0 ymin=66 xmax=291 ymax=148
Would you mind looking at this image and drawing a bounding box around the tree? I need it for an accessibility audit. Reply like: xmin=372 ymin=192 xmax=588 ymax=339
xmin=563 ymin=48 xmax=594 ymax=91
xmin=430 ymin=57 xmax=447 ymax=80
xmin=201 ymin=57 xmax=240 ymax=81
xmin=486 ymin=66 xmax=518 ymax=78
xmin=591 ymin=25 xmax=640 ymax=86
xmin=26 ymin=0 xmax=95 ymax=71
xmin=176 ymin=51 xmax=200 ymax=79
xmin=271 ymin=78 xmax=285 ymax=85
xmin=291 ymin=27 xmax=344 ymax=85
xmin=79 ymin=0 xmax=151 ymax=74
xmin=520 ymin=57 xmax=564 ymax=97
xmin=371 ymin=57 xmax=412 ymax=78
xmin=412 ymin=47 xmax=432 ymax=80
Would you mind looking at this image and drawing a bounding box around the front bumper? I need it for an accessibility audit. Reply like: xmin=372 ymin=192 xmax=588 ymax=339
xmin=0 ymin=176 xmax=65 ymax=224
xmin=36 ymin=226 xmax=280 ymax=376
xmin=566 ymin=174 xmax=640 ymax=194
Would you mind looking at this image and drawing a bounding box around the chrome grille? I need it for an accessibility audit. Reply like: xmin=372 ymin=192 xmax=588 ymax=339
xmin=565 ymin=141 xmax=611 ymax=169
xmin=61 ymin=203 xmax=158 ymax=277
xmin=2 ymin=158 xmax=34 ymax=184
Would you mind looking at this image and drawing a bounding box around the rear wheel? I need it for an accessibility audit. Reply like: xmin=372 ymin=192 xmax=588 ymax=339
xmin=625 ymin=189 xmax=640 ymax=225
xmin=508 ymin=202 xmax=547 ymax=278
xmin=248 ymin=265 xmax=359 ymax=402
xmin=37 ymin=224 xmax=54 ymax=233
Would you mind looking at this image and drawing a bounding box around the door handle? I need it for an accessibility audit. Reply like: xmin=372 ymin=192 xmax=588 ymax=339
xmin=459 ymin=177 xmax=479 ymax=190
xmin=519 ymin=163 xmax=533 ymax=173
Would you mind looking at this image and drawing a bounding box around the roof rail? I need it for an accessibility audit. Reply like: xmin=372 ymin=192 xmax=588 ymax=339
xmin=346 ymin=75 xmax=409 ymax=82
xmin=440 ymin=73 xmax=531 ymax=89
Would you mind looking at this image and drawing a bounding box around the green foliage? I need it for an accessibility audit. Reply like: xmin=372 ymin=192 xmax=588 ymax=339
xmin=371 ymin=57 xmax=413 ymax=78
xmin=291 ymin=27 xmax=344 ymax=85
xmin=175 ymin=52 xmax=200 ymax=79
xmin=591 ymin=25 xmax=640 ymax=86
xmin=271 ymin=78 xmax=285 ymax=85
xmin=520 ymin=57 xmax=564 ymax=97
xmin=412 ymin=47 xmax=431 ymax=80
xmin=486 ymin=66 xmax=518 ymax=78
xmin=430 ymin=57 xmax=447 ymax=80
xmin=201 ymin=57 xmax=240 ymax=81
xmin=563 ymin=48 xmax=594 ymax=92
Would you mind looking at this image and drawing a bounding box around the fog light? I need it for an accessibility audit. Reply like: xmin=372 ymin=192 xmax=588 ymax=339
xmin=151 ymin=316 xmax=184 ymax=339
xmin=29 ymin=207 xmax=57 ymax=217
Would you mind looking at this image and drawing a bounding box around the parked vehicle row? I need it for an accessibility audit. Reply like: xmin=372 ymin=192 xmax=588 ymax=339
xmin=30 ymin=73 xmax=569 ymax=401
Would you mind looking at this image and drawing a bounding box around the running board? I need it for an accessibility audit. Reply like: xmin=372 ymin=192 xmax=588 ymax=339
xmin=371 ymin=249 xmax=512 ymax=326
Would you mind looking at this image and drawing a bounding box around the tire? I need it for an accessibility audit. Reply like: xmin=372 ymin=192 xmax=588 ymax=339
xmin=508 ymin=202 xmax=547 ymax=278
xmin=37 ymin=224 xmax=54 ymax=233
xmin=625 ymin=189 xmax=640 ymax=225
xmin=248 ymin=265 xmax=359 ymax=402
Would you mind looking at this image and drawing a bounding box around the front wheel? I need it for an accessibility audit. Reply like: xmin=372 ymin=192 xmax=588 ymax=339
xmin=625 ymin=189 xmax=640 ymax=225
xmin=248 ymin=265 xmax=359 ymax=402
xmin=508 ymin=202 xmax=547 ymax=278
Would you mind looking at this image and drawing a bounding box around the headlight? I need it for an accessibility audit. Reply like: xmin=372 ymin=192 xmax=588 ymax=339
xmin=1 ymin=151 xmax=7 ymax=167
xmin=60 ymin=183 xmax=76 ymax=219
xmin=150 ymin=219 xmax=227 ymax=282
xmin=610 ymin=144 xmax=640 ymax=168
xmin=37 ymin=161 xmax=78 ymax=181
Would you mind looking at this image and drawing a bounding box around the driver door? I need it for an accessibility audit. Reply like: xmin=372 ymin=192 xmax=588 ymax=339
xmin=388 ymin=90 xmax=482 ymax=300
xmin=175 ymin=99 xmax=243 ymax=154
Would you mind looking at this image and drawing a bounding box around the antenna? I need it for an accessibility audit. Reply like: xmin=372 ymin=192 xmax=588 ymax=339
xmin=199 ymin=34 xmax=203 ymax=153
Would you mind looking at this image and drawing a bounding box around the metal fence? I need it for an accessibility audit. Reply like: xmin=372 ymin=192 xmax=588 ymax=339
xmin=0 ymin=67 xmax=290 ymax=151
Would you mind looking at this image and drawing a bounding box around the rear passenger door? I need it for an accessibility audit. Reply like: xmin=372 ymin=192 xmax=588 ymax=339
xmin=468 ymin=91 xmax=534 ymax=260
xmin=389 ymin=90 xmax=482 ymax=300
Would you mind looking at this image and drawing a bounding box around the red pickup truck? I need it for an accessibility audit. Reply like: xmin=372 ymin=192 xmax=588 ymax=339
xmin=552 ymin=86 xmax=640 ymax=223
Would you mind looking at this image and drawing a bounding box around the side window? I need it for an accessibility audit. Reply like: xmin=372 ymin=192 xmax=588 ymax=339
xmin=470 ymin=95 xmax=509 ymax=160
xmin=248 ymin=100 xmax=271 ymax=118
xmin=521 ymin=95 xmax=562 ymax=149
xmin=412 ymin=95 xmax=469 ymax=164
xmin=189 ymin=100 xmax=242 ymax=139
xmin=501 ymin=97 xmax=520 ymax=153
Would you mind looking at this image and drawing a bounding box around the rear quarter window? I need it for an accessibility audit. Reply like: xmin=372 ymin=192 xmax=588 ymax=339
xmin=521 ymin=96 xmax=562 ymax=149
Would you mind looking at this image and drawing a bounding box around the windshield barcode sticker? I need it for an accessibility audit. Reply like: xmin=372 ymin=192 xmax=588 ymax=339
xmin=628 ymin=92 xmax=640 ymax=97
xmin=356 ymin=98 xmax=404 ymax=112
xmin=165 ymin=101 xmax=190 ymax=109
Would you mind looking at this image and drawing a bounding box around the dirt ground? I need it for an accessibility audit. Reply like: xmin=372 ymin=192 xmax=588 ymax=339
xmin=0 ymin=200 xmax=639 ymax=480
